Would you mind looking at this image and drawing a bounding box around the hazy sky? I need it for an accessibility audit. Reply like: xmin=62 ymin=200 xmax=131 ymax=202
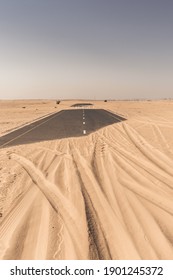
xmin=0 ymin=0 xmax=173 ymax=99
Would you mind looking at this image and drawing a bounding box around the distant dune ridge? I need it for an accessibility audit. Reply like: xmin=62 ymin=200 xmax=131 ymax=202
xmin=1 ymin=100 xmax=173 ymax=259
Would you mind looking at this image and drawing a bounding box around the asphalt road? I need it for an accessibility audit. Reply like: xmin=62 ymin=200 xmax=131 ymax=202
xmin=71 ymin=103 xmax=93 ymax=107
xmin=0 ymin=109 xmax=126 ymax=148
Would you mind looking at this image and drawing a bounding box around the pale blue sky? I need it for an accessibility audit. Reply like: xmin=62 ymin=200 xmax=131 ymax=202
xmin=0 ymin=0 xmax=173 ymax=99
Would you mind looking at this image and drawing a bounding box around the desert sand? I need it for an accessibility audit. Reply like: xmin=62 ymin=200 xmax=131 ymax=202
xmin=1 ymin=99 xmax=173 ymax=259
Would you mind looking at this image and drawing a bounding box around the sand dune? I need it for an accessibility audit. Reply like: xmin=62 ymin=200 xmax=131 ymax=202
xmin=1 ymin=100 xmax=173 ymax=259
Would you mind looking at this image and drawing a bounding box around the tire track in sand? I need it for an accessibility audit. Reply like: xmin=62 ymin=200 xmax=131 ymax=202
xmin=71 ymin=144 xmax=140 ymax=260
xmin=94 ymin=148 xmax=158 ymax=259
xmin=126 ymin=189 xmax=173 ymax=259
xmin=98 ymin=131 xmax=173 ymax=195
xmin=123 ymin=123 xmax=173 ymax=177
xmin=9 ymin=153 xmax=89 ymax=259
xmin=0 ymin=186 xmax=38 ymax=259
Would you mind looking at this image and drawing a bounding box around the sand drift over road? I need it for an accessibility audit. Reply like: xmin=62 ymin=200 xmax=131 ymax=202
xmin=1 ymin=115 xmax=173 ymax=259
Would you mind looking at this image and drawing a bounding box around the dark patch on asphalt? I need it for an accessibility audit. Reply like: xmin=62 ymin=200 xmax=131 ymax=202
xmin=0 ymin=109 xmax=126 ymax=148
xmin=71 ymin=103 xmax=93 ymax=107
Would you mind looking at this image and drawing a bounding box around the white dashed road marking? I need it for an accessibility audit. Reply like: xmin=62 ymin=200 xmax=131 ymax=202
xmin=82 ymin=110 xmax=86 ymax=135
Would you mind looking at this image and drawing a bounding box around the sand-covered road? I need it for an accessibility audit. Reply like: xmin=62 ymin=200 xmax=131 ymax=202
xmin=0 ymin=100 xmax=173 ymax=259
xmin=0 ymin=109 xmax=125 ymax=148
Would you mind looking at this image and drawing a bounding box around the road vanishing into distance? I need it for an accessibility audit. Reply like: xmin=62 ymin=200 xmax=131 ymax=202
xmin=0 ymin=108 xmax=126 ymax=148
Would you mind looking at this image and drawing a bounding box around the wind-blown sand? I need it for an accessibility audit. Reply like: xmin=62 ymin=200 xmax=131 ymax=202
xmin=1 ymin=99 xmax=173 ymax=259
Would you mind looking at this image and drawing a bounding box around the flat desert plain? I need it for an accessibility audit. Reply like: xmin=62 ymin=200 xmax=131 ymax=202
xmin=1 ymin=99 xmax=173 ymax=260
